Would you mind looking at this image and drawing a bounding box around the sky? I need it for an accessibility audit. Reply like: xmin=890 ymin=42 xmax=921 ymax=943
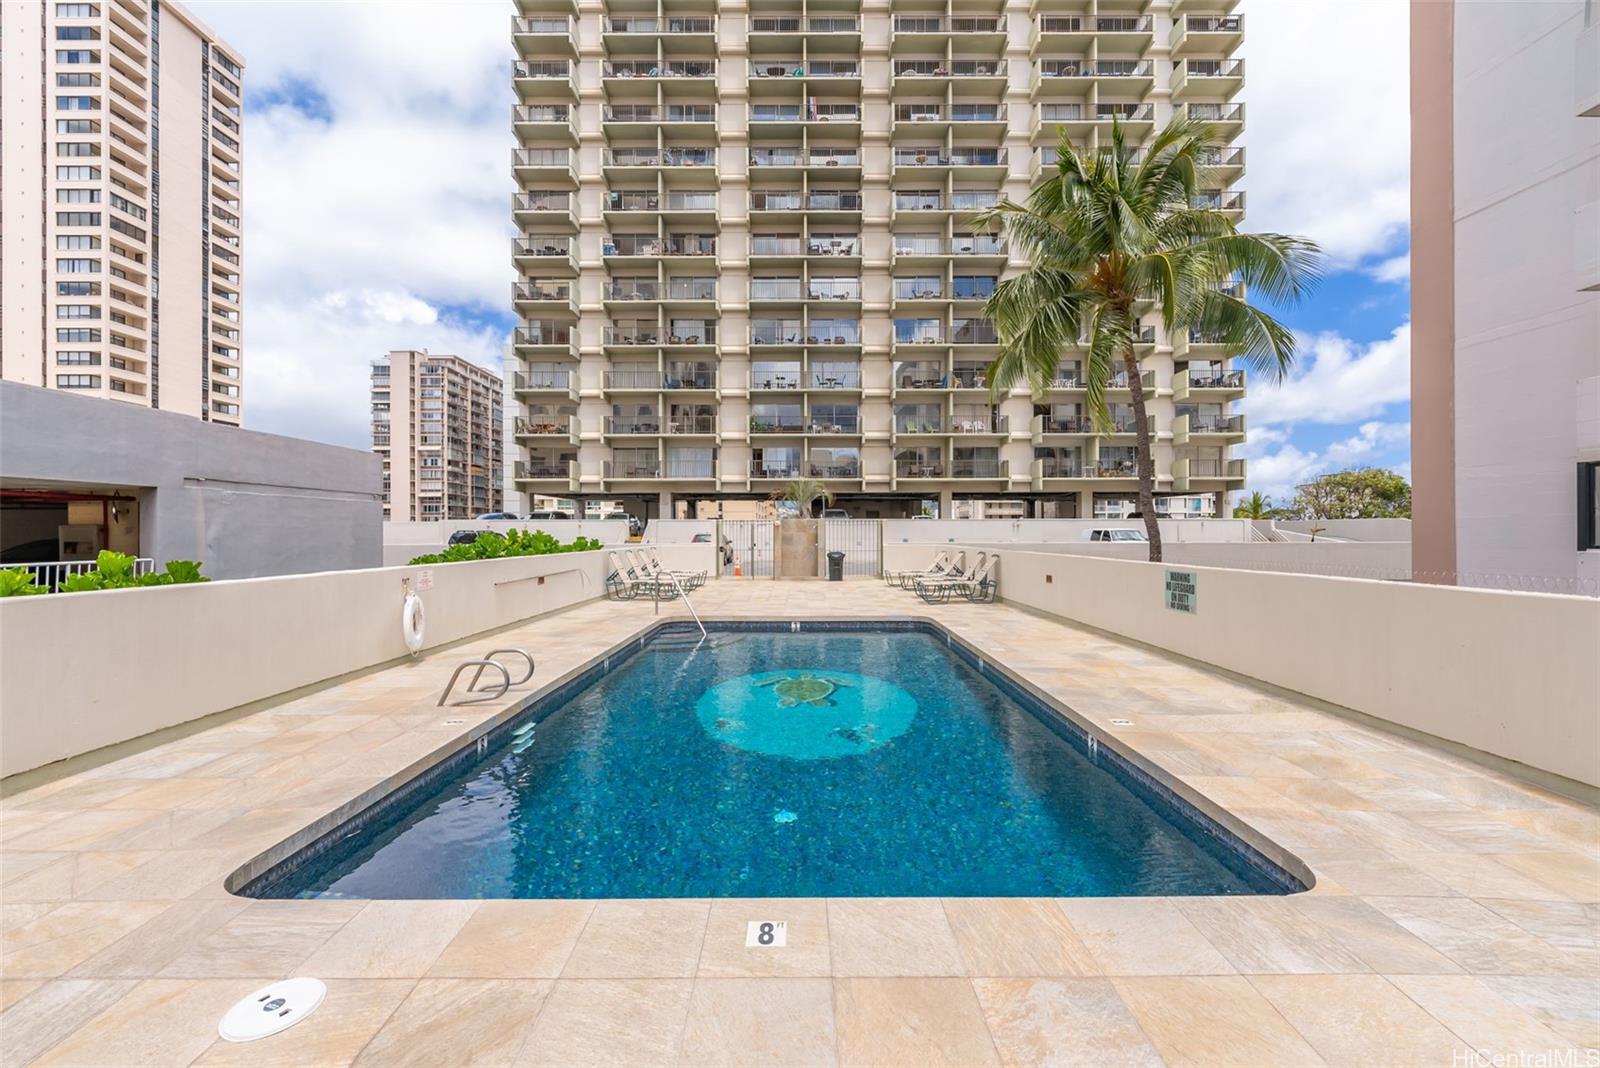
xmin=191 ymin=0 xmax=1412 ymax=506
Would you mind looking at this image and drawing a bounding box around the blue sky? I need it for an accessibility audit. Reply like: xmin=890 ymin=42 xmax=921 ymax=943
xmin=195 ymin=0 xmax=1412 ymax=504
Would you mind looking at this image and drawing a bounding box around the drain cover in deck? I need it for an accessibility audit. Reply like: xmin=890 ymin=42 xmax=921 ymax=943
xmin=218 ymin=978 xmax=327 ymax=1042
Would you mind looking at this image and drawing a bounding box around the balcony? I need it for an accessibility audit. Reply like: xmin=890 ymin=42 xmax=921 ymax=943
xmin=513 ymin=61 xmax=577 ymax=102
xmin=749 ymin=413 xmax=807 ymax=435
xmin=747 ymin=15 xmax=859 ymax=45
xmin=602 ymin=15 xmax=714 ymax=40
xmin=602 ymin=104 xmax=715 ymax=134
xmin=512 ymin=370 xmax=578 ymax=401
xmin=1030 ymin=457 xmax=1087 ymax=488
xmin=514 ymin=459 xmax=579 ymax=492
xmin=1192 ymin=190 xmax=1247 ymax=217
xmin=1173 ymin=367 xmax=1246 ymax=403
xmin=949 ymin=458 xmax=1009 ymax=480
xmin=892 ymin=59 xmax=1007 ymax=90
xmin=513 ymin=240 xmax=576 ymax=278
xmin=750 ymin=460 xmax=803 ymax=480
xmin=663 ymin=415 xmax=718 ymax=438
xmin=949 ymin=415 xmax=1009 ymax=437
xmin=1172 ymin=412 xmax=1247 ymax=445
xmin=891 ymin=148 xmax=1008 ymax=179
xmin=512 ymin=16 xmax=575 ymax=56
xmin=603 ymin=459 xmax=663 ymax=480
xmin=1172 ymin=456 xmax=1246 ymax=492
xmin=603 ymin=416 xmax=663 ymax=438
xmin=1170 ymin=13 xmax=1244 ymax=57
xmin=1034 ymin=59 xmax=1154 ymax=95
xmin=512 ymin=147 xmax=575 ymax=187
xmin=1198 ymin=146 xmax=1247 ymax=182
xmin=1172 ymin=57 xmax=1245 ymax=100
xmin=1181 ymin=102 xmax=1246 ymax=140
xmin=512 ymin=193 xmax=577 ymax=232
xmin=893 ymin=460 xmax=946 ymax=480
xmin=808 ymin=461 xmax=862 ymax=480
xmin=892 ymin=15 xmax=1005 ymax=42
xmin=512 ymin=283 xmax=577 ymax=317
xmin=1031 ymin=413 xmax=1096 ymax=444
xmin=513 ymin=415 xmax=578 ymax=445
xmin=602 ymin=60 xmax=717 ymax=86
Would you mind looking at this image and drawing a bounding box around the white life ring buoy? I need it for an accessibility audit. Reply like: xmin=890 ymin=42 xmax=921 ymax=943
xmin=402 ymin=591 xmax=425 ymax=655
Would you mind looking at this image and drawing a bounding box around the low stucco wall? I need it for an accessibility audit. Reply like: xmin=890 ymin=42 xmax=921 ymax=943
xmin=972 ymin=539 xmax=1413 ymax=580
xmin=881 ymin=518 xmax=1255 ymax=545
xmin=882 ymin=544 xmax=1600 ymax=787
xmin=0 ymin=543 xmax=715 ymax=778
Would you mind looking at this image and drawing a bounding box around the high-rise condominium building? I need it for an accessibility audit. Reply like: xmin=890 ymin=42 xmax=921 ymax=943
xmin=1 ymin=0 xmax=244 ymax=423
xmin=507 ymin=1 xmax=1246 ymax=520
xmin=373 ymin=351 xmax=505 ymax=521
xmin=1411 ymin=0 xmax=1599 ymax=592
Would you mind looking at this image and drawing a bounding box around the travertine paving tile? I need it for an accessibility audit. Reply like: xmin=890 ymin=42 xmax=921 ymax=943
xmin=1173 ymin=897 xmax=1369 ymax=974
xmin=353 ymin=977 xmax=552 ymax=1066
xmin=1248 ymin=974 xmax=1467 ymax=1067
xmin=942 ymin=898 xmax=1099 ymax=978
xmin=0 ymin=978 xmax=138 ymax=1068
xmin=1 ymin=901 xmax=170 ymax=978
xmin=972 ymin=977 xmax=1163 ymax=1068
xmin=161 ymin=899 xmax=366 ymax=978
xmin=677 ymin=977 xmax=837 ymax=1067
xmin=1112 ymin=975 xmax=1324 ymax=1066
xmin=827 ymin=898 xmax=965 ymax=977
xmin=297 ymin=901 xmax=479 ymax=978
xmin=1387 ymin=974 xmax=1575 ymax=1059
xmin=191 ymin=979 xmax=414 ymax=1068
xmin=697 ymin=899 xmax=831 ymax=978
xmin=427 ymin=900 xmax=593 ymax=979
xmin=1494 ymin=852 xmax=1600 ymax=902
xmin=67 ymin=898 xmax=248 ymax=978
xmin=560 ymin=900 xmax=709 ymax=979
xmin=1287 ymin=896 xmax=1463 ymax=974
xmin=1482 ymin=976 xmax=1600 ymax=1050
xmin=517 ymin=978 xmax=692 ymax=1067
xmin=1480 ymin=898 xmax=1600 ymax=950
xmin=0 ymin=978 xmax=42 ymax=1012
xmin=1367 ymin=896 xmax=1592 ymax=975
xmin=32 ymin=976 xmax=265 ymax=1067
xmin=1055 ymin=899 xmax=1234 ymax=976
xmin=834 ymin=977 xmax=1000 ymax=1068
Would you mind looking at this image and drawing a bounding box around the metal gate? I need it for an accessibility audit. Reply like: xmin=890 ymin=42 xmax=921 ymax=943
xmin=823 ymin=518 xmax=882 ymax=578
xmin=718 ymin=519 xmax=774 ymax=577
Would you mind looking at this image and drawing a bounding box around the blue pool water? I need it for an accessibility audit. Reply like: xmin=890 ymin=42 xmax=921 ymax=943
xmin=248 ymin=626 xmax=1296 ymax=898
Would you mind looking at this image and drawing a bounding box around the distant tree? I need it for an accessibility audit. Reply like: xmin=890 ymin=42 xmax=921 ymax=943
xmin=1232 ymin=490 xmax=1273 ymax=519
xmin=1290 ymin=468 xmax=1411 ymax=520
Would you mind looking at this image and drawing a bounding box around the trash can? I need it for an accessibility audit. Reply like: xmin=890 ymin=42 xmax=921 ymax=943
xmin=826 ymin=551 xmax=845 ymax=581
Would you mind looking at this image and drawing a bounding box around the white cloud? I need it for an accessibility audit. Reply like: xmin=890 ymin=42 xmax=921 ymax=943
xmin=1241 ymin=0 xmax=1410 ymax=266
xmin=1241 ymin=420 xmax=1411 ymax=500
xmin=1367 ymin=252 xmax=1411 ymax=284
xmin=1244 ymin=321 xmax=1411 ymax=428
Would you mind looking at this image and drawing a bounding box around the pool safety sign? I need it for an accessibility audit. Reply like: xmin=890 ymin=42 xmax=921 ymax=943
xmin=746 ymin=920 xmax=788 ymax=947
xmin=1164 ymin=569 xmax=1197 ymax=614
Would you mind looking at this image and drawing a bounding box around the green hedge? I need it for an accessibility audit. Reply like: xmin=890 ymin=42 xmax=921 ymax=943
xmin=408 ymin=528 xmax=603 ymax=566
xmin=0 ymin=551 xmax=208 ymax=597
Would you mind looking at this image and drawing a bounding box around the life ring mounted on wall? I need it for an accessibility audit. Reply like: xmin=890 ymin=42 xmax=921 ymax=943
xmin=402 ymin=591 xmax=426 ymax=655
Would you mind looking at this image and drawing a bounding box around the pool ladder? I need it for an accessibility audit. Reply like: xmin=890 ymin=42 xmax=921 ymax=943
xmin=653 ymin=571 xmax=707 ymax=640
xmin=437 ymin=648 xmax=536 ymax=707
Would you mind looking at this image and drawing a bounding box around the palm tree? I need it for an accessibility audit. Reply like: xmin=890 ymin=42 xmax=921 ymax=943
xmin=978 ymin=118 xmax=1323 ymax=561
xmin=1233 ymin=490 xmax=1272 ymax=520
xmin=776 ymin=477 xmax=833 ymax=518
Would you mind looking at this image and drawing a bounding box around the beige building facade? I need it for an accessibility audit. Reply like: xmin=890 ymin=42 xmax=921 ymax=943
xmin=373 ymin=350 xmax=505 ymax=521
xmin=506 ymin=0 xmax=1247 ymax=520
xmin=1411 ymin=0 xmax=1600 ymax=592
xmin=1 ymin=0 xmax=244 ymax=423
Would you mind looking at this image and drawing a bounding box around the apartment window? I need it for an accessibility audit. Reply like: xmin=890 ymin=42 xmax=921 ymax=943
xmin=109 ymin=217 xmax=145 ymax=240
xmin=56 ymin=328 xmax=100 ymax=342
xmin=56 ymin=4 xmax=99 ymax=16
xmin=56 ymin=281 xmax=99 ymax=296
xmin=57 ymin=234 xmax=100 ymax=249
xmin=56 ymin=72 xmax=99 ymax=87
xmin=57 ymin=142 xmax=98 ymax=156
xmin=56 ymin=167 xmax=99 ymax=183
xmin=1580 ymin=463 xmax=1600 ymax=551
xmin=55 ymin=119 xmax=99 ymax=134
xmin=57 ymin=188 xmax=100 ymax=203
xmin=56 ymin=374 xmax=100 ymax=388
xmin=110 ymin=193 xmax=146 ymax=220
xmin=56 ymin=211 xmax=100 ymax=226
xmin=56 ymin=351 xmax=100 ymax=365
xmin=56 ymin=258 xmax=100 ymax=272
xmin=56 ymin=25 xmax=98 ymax=39
xmin=55 ymin=50 xmax=97 ymax=63
xmin=55 ymin=95 xmax=98 ymax=110
xmin=56 ymin=304 xmax=99 ymax=319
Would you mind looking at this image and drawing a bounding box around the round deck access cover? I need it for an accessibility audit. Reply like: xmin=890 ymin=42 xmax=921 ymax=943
xmin=218 ymin=978 xmax=327 ymax=1042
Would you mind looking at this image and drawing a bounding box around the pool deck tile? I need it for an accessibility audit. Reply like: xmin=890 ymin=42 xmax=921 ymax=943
xmin=2 ymin=580 xmax=1597 ymax=1066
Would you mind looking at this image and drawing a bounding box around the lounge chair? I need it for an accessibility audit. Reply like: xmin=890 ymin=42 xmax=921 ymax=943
xmin=606 ymin=551 xmax=678 ymax=601
xmin=631 ymin=548 xmax=707 ymax=592
xmin=908 ymin=551 xmax=986 ymax=601
xmin=915 ymin=553 xmax=998 ymax=604
xmin=883 ymin=549 xmax=953 ymax=588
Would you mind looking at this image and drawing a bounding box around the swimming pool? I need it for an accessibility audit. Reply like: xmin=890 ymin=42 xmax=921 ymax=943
xmin=242 ymin=623 xmax=1302 ymax=899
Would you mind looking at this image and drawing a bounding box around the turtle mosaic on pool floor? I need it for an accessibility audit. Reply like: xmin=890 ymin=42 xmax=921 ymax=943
xmin=757 ymin=672 xmax=855 ymax=707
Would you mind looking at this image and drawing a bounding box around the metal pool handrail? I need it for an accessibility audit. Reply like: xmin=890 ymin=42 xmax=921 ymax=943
xmin=654 ymin=570 xmax=707 ymax=639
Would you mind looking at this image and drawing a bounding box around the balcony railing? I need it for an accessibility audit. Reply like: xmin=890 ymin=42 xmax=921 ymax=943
xmin=514 ymin=237 xmax=571 ymax=257
xmin=605 ymin=460 xmax=663 ymax=478
xmin=807 ymin=192 xmax=863 ymax=211
xmin=1096 ymin=15 xmax=1152 ymax=32
xmin=1109 ymin=369 xmax=1157 ymax=389
xmin=515 ymin=461 xmax=573 ymax=481
xmin=1180 ymin=368 xmax=1246 ymax=389
xmin=1184 ymin=15 xmax=1243 ymax=32
xmin=514 ymin=61 xmax=570 ymax=78
xmin=808 ymin=414 xmax=860 ymax=433
xmin=514 ymin=283 xmax=572 ymax=302
xmin=513 ymin=16 xmax=570 ymax=34
xmin=1184 ymin=414 xmax=1246 ymax=434
xmin=1040 ymin=60 xmax=1152 ymax=78
xmin=604 ymin=104 xmax=714 ymax=123
xmin=809 ymin=462 xmax=861 ymax=478
xmin=1040 ymin=414 xmax=1094 ymax=433
xmin=893 ymin=15 xmax=1002 ymax=32
xmin=1185 ymin=58 xmax=1244 ymax=78
xmin=951 ymin=458 xmax=1007 ymax=478
xmin=751 ymin=460 xmax=804 ymax=478
xmin=1186 ymin=103 xmax=1245 ymax=122
xmin=514 ymin=105 xmax=570 ymax=124
xmin=514 ymin=371 xmax=572 ymax=390
xmin=604 ymin=16 xmax=713 ymax=33
xmin=950 ymin=415 xmax=1009 ymax=434
xmin=514 ymin=416 xmax=574 ymax=436
xmin=895 ymin=461 xmax=945 ymax=478
xmin=750 ymin=414 xmax=807 ymax=433
xmin=749 ymin=15 xmax=858 ymax=32
xmin=513 ymin=148 xmax=571 ymax=168
xmin=603 ymin=61 xmax=716 ymax=79
xmin=1192 ymin=191 xmax=1246 ymax=211
xmin=605 ymin=417 xmax=662 ymax=434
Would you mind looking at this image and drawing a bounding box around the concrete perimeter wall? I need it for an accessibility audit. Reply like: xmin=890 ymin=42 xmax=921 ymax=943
xmin=881 ymin=518 xmax=1255 ymax=545
xmin=977 ymin=540 xmax=1413 ymax=580
xmin=882 ymin=544 xmax=1600 ymax=787
xmin=0 ymin=543 xmax=715 ymax=778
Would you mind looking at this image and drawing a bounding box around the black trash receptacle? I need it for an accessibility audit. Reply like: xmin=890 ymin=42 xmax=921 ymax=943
xmin=826 ymin=551 xmax=845 ymax=581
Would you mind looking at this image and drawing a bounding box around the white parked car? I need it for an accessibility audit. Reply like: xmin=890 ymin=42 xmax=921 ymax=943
xmin=1082 ymin=528 xmax=1149 ymax=542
